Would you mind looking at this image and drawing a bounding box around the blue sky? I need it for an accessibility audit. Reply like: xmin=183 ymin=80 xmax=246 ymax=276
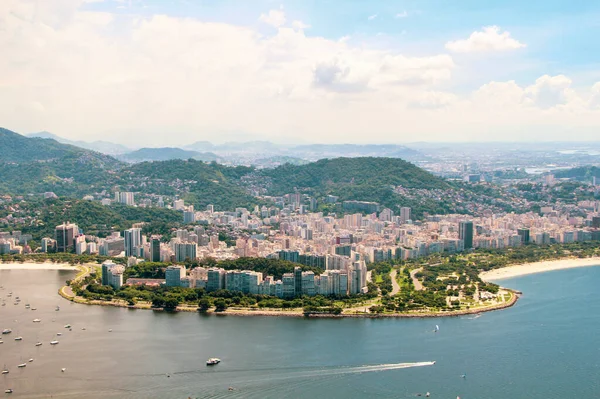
xmin=1 ymin=0 xmax=600 ymax=144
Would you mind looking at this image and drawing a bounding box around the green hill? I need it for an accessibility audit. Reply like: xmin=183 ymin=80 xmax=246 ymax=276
xmin=258 ymin=157 xmax=452 ymax=215
xmin=0 ymin=127 xmax=115 ymax=163
xmin=119 ymin=147 xmax=219 ymax=163
xmin=553 ymin=166 xmax=600 ymax=182
xmin=126 ymin=159 xmax=260 ymax=210
xmin=11 ymin=198 xmax=183 ymax=242
xmin=262 ymin=157 xmax=448 ymax=193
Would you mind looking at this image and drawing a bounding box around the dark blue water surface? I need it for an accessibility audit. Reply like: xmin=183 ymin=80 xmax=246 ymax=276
xmin=1 ymin=266 xmax=599 ymax=398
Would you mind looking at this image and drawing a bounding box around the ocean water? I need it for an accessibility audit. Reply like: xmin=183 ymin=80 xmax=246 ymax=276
xmin=1 ymin=266 xmax=599 ymax=398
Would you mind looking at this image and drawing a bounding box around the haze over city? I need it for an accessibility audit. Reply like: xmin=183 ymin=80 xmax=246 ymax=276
xmin=2 ymin=0 xmax=600 ymax=145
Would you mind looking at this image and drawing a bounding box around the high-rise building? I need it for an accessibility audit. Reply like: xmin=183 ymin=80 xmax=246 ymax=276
xmin=206 ymin=268 xmax=226 ymax=292
xmin=55 ymin=223 xmax=78 ymax=252
xmin=400 ymin=207 xmax=411 ymax=223
xmin=173 ymin=199 xmax=185 ymax=210
xmin=151 ymin=237 xmax=161 ymax=262
xmin=206 ymin=204 xmax=214 ymax=213
xmin=101 ymin=260 xmax=123 ymax=289
xmin=294 ymin=267 xmax=303 ymax=297
xmin=517 ymin=228 xmax=530 ymax=244
xmin=459 ymin=221 xmax=474 ymax=250
xmin=183 ymin=211 xmax=196 ymax=224
xmin=124 ymin=228 xmax=142 ymax=257
xmin=593 ymin=216 xmax=600 ymax=229
xmin=115 ymin=192 xmax=135 ymax=206
xmin=174 ymin=241 xmax=197 ymax=262
xmin=165 ymin=265 xmax=186 ymax=287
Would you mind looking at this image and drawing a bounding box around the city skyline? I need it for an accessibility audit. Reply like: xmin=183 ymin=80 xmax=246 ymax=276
xmin=1 ymin=1 xmax=600 ymax=145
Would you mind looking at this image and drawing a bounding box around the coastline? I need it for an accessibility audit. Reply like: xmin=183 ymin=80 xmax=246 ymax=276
xmin=9 ymin=255 xmax=600 ymax=319
xmin=59 ymin=288 xmax=519 ymax=319
xmin=0 ymin=261 xmax=78 ymax=271
xmin=480 ymin=256 xmax=600 ymax=281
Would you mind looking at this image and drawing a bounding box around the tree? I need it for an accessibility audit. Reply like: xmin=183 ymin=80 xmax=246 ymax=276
xmin=164 ymin=297 xmax=179 ymax=311
xmin=152 ymin=296 xmax=166 ymax=308
xmin=198 ymin=297 xmax=212 ymax=312
xmin=214 ymin=298 xmax=227 ymax=312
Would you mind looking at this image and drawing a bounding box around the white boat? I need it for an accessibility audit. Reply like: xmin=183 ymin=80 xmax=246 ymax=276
xmin=1 ymin=365 xmax=8 ymax=374
xmin=31 ymin=307 xmax=37 ymax=310
xmin=57 ymin=333 xmax=62 ymax=336
xmin=50 ymin=340 xmax=59 ymax=345
xmin=55 ymin=306 xmax=60 ymax=311
xmin=25 ymin=304 xmax=30 ymax=308
xmin=33 ymin=319 xmax=41 ymax=323
xmin=14 ymin=337 xmax=22 ymax=341
xmin=17 ymin=363 xmax=26 ymax=368
xmin=108 ymin=329 xmax=113 ymax=332
xmin=61 ymin=368 xmax=66 ymax=372
xmin=64 ymin=324 xmax=71 ymax=328
xmin=0 ymin=340 xmax=3 ymax=344
xmin=2 ymin=329 xmax=11 ymax=334
xmin=35 ymin=342 xmax=42 ymax=346
xmin=4 ymin=389 xmax=12 ymax=393
xmin=28 ymin=359 xmax=33 ymax=363
xmin=206 ymin=358 xmax=221 ymax=365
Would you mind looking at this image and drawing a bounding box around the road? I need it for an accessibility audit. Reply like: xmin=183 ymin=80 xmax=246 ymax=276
xmin=390 ymin=269 xmax=401 ymax=296
xmin=410 ymin=267 xmax=424 ymax=291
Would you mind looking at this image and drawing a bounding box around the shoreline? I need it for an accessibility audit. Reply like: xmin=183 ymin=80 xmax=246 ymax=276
xmin=7 ymin=255 xmax=600 ymax=319
xmin=60 ymin=288 xmax=519 ymax=319
xmin=480 ymin=256 xmax=600 ymax=281
xmin=0 ymin=261 xmax=79 ymax=271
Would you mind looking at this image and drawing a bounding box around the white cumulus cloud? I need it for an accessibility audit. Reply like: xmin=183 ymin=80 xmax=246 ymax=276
xmin=445 ymin=26 xmax=525 ymax=53
xmin=260 ymin=9 xmax=286 ymax=27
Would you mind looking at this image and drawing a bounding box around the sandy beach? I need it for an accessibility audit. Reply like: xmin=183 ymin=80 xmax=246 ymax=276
xmin=480 ymin=257 xmax=600 ymax=281
xmin=0 ymin=261 xmax=76 ymax=271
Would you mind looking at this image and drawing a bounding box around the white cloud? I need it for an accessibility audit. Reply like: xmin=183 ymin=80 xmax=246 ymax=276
xmin=1 ymin=2 xmax=599 ymax=144
xmin=588 ymin=82 xmax=600 ymax=108
xmin=395 ymin=11 xmax=408 ymax=18
xmin=445 ymin=26 xmax=526 ymax=53
xmin=368 ymin=14 xmax=377 ymax=21
xmin=524 ymin=74 xmax=574 ymax=109
xmin=291 ymin=20 xmax=310 ymax=30
xmin=260 ymin=9 xmax=286 ymax=28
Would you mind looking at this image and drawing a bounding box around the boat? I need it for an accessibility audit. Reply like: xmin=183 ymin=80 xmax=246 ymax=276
xmin=4 ymin=389 xmax=12 ymax=393
xmin=2 ymin=329 xmax=11 ymax=334
xmin=50 ymin=340 xmax=59 ymax=345
xmin=108 ymin=329 xmax=113 ymax=332
xmin=435 ymin=325 xmax=440 ymax=332
xmin=14 ymin=337 xmax=22 ymax=341
xmin=64 ymin=324 xmax=71 ymax=328
xmin=55 ymin=306 xmax=60 ymax=311
xmin=57 ymin=333 xmax=62 ymax=336
xmin=33 ymin=319 xmax=41 ymax=323
xmin=25 ymin=304 xmax=30 ymax=308
xmin=28 ymin=359 xmax=33 ymax=363
xmin=1 ymin=303 xmax=5 ymax=306
xmin=31 ymin=307 xmax=37 ymax=310
xmin=2 ymin=365 xmax=8 ymax=374
xmin=35 ymin=342 xmax=42 ymax=346
xmin=206 ymin=358 xmax=221 ymax=365
xmin=81 ymin=327 xmax=86 ymax=330
xmin=426 ymin=393 xmax=430 ymax=398
xmin=61 ymin=368 xmax=66 ymax=372
xmin=0 ymin=340 xmax=3 ymax=344
xmin=17 ymin=363 xmax=26 ymax=368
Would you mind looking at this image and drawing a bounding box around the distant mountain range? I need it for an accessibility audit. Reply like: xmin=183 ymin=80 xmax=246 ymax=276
xmin=28 ymin=131 xmax=131 ymax=155
xmin=23 ymin=131 xmax=423 ymax=164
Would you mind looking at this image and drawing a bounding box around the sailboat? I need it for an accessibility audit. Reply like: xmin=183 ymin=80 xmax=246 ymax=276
xmin=2 ymin=365 xmax=8 ymax=374
xmin=434 ymin=325 xmax=440 ymax=332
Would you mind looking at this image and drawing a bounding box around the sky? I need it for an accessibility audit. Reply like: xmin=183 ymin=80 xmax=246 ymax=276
xmin=1 ymin=0 xmax=600 ymax=146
